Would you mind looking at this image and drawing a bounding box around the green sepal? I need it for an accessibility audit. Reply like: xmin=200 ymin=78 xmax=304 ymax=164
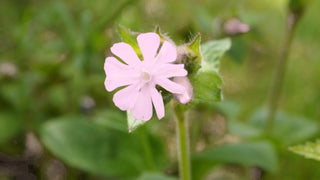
xmin=177 ymin=34 xmax=202 ymax=77
xmin=155 ymin=26 xmax=173 ymax=44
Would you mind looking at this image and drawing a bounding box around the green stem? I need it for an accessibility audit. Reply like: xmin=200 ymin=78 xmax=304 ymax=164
xmin=140 ymin=126 xmax=155 ymax=171
xmin=174 ymin=104 xmax=191 ymax=180
xmin=266 ymin=12 xmax=302 ymax=133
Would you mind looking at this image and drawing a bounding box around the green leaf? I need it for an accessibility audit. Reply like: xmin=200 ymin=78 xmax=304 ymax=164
xmin=40 ymin=116 xmax=146 ymax=177
xmin=249 ymin=108 xmax=318 ymax=145
xmin=93 ymin=110 xmax=127 ymax=132
xmin=201 ymin=38 xmax=231 ymax=73
xmin=193 ymin=141 xmax=278 ymax=179
xmin=117 ymin=25 xmax=142 ymax=57
xmin=212 ymin=100 xmax=241 ymax=120
xmin=289 ymin=140 xmax=320 ymax=161
xmin=228 ymin=121 xmax=263 ymax=138
xmin=138 ymin=173 xmax=178 ymax=180
xmin=127 ymin=111 xmax=146 ymax=133
xmin=191 ymin=71 xmax=223 ymax=102
xmin=0 ymin=112 xmax=22 ymax=144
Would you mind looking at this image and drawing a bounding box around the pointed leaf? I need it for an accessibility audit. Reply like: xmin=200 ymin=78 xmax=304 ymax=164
xmin=289 ymin=140 xmax=320 ymax=161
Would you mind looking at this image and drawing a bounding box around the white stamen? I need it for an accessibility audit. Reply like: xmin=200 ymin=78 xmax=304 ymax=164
xmin=141 ymin=70 xmax=152 ymax=82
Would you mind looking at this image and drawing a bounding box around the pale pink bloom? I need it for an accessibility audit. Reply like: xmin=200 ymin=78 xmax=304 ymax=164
xmin=104 ymin=33 xmax=188 ymax=121
xmin=173 ymin=77 xmax=193 ymax=104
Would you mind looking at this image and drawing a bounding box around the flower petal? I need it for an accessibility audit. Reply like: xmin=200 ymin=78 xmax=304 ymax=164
xmin=156 ymin=41 xmax=177 ymax=63
xmin=130 ymin=85 xmax=153 ymax=121
xmin=155 ymin=64 xmax=188 ymax=78
xmin=149 ymin=86 xmax=164 ymax=119
xmin=104 ymin=57 xmax=139 ymax=91
xmin=137 ymin=33 xmax=160 ymax=62
xmin=110 ymin=42 xmax=141 ymax=67
xmin=154 ymin=77 xmax=185 ymax=94
xmin=113 ymin=84 xmax=140 ymax=111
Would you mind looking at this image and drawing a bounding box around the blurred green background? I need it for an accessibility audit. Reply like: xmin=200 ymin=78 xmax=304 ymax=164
xmin=0 ymin=0 xmax=320 ymax=179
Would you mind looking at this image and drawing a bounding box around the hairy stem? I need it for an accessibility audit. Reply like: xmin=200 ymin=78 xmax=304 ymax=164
xmin=174 ymin=104 xmax=191 ymax=180
xmin=266 ymin=11 xmax=303 ymax=133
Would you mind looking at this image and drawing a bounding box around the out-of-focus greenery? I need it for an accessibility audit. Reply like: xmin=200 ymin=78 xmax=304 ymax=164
xmin=0 ymin=0 xmax=320 ymax=179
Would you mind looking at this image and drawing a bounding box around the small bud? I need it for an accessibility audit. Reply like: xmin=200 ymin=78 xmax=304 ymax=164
xmin=223 ymin=18 xmax=250 ymax=36
xmin=173 ymin=76 xmax=193 ymax=104
xmin=81 ymin=95 xmax=96 ymax=113
xmin=176 ymin=34 xmax=202 ymax=77
xmin=0 ymin=62 xmax=17 ymax=77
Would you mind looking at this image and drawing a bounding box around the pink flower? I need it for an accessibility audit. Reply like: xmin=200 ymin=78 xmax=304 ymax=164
xmin=104 ymin=33 xmax=188 ymax=121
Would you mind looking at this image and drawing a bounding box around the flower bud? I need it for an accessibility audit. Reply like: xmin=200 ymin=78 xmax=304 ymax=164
xmin=173 ymin=76 xmax=193 ymax=104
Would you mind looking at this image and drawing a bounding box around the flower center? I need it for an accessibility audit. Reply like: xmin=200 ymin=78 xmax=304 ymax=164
xmin=140 ymin=70 xmax=152 ymax=82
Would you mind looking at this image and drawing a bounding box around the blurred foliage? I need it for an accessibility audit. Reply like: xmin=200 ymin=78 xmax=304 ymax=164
xmin=0 ymin=0 xmax=320 ymax=179
xmin=289 ymin=140 xmax=320 ymax=162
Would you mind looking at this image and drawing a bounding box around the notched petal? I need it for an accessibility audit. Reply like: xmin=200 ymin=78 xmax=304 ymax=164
xmin=137 ymin=33 xmax=160 ymax=62
xmin=104 ymin=57 xmax=139 ymax=91
xmin=156 ymin=41 xmax=177 ymax=63
xmin=155 ymin=64 xmax=188 ymax=78
xmin=110 ymin=42 xmax=141 ymax=67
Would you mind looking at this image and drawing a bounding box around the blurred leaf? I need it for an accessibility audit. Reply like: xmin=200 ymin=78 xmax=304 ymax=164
xmin=228 ymin=121 xmax=263 ymax=138
xmin=193 ymin=141 xmax=278 ymax=178
xmin=40 ymin=116 xmax=146 ymax=177
xmin=47 ymin=85 xmax=68 ymax=111
xmin=250 ymin=108 xmax=319 ymax=145
xmin=185 ymin=0 xmax=213 ymax=33
xmin=138 ymin=173 xmax=178 ymax=180
xmin=289 ymin=140 xmax=320 ymax=161
xmin=191 ymin=71 xmax=223 ymax=102
xmin=94 ymin=110 xmax=127 ymax=132
xmin=118 ymin=25 xmax=142 ymax=57
xmin=127 ymin=111 xmax=146 ymax=133
xmin=0 ymin=84 xmax=21 ymax=109
xmin=0 ymin=112 xmax=22 ymax=144
xmin=289 ymin=0 xmax=312 ymax=12
xmin=201 ymin=38 xmax=231 ymax=73
xmin=212 ymin=100 xmax=241 ymax=120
